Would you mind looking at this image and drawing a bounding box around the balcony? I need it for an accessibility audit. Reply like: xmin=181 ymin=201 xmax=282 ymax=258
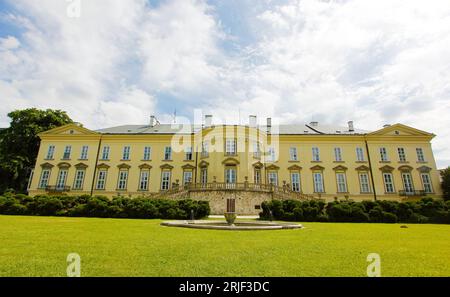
xmin=46 ymin=185 xmax=71 ymax=193
xmin=399 ymin=190 xmax=426 ymax=197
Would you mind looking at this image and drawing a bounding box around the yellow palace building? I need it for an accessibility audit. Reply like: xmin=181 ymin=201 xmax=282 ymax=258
xmin=27 ymin=115 xmax=442 ymax=214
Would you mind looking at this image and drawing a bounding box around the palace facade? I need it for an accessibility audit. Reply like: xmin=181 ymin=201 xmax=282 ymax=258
xmin=27 ymin=115 xmax=442 ymax=214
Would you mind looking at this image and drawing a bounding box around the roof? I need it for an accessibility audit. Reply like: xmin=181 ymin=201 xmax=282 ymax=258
xmin=95 ymin=123 xmax=368 ymax=135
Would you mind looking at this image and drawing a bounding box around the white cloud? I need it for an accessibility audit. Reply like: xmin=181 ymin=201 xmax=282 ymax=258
xmin=0 ymin=0 xmax=449 ymax=167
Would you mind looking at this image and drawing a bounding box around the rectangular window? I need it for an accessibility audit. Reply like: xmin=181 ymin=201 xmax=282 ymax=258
xmin=185 ymin=147 xmax=193 ymax=160
xmin=291 ymin=172 xmax=301 ymax=192
xmin=383 ymin=173 xmax=395 ymax=193
xmin=80 ymin=145 xmax=89 ymax=160
xmin=201 ymin=168 xmax=208 ymax=185
xmin=56 ymin=170 xmax=68 ymax=190
xmin=46 ymin=145 xmax=55 ymax=160
xmin=225 ymin=139 xmax=237 ymax=155
xmin=359 ymin=173 xmax=370 ymax=193
xmin=312 ymin=147 xmax=320 ymax=162
xmin=63 ymin=145 xmax=72 ymax=160
xmin=253 ymin=142 xmax=261 ymax=158
xmin=161 ymin=171 xmax=171 ymax=190
xmin=27 ymin=170 xmax=34 ymax=190
xmin=139 ymin=171 xmax=149 ymax=191
xmin=267 ymin=147 xmax=276 ymax=162
xmin=122 ymin=146 xmax=131 ymax=160
xmin=164 ymin=147 xmax=172 ymax=160
xmin=356 ymin=147 xmax=365 ymax=162
xmin=201 ymin=141 xmax=209 ymax=157
xmin=39 ymin=169 xmax=51 ymax=189
xmin=336 ymin=173 xmax=347 ymax=192
xmin=380 ymin=147 xmax=388 ymax=162
xmin=96 ymin=170 xmax=107 ymax=190
xmin=313 ymin=172 xmax=324 ymax=192
xmin=398 ymin=147 xmax=406 ymax=162
xmin=183 ymin=171 xmax=193 ymax=185
xmin=421 ymin=173 xmax=433 ymax=193
xmin=334 ymin=147 xmax=342 ymax=162
xmin=268 ymin=172 xmax=278 ymax=186
xmin=416 ymin=148 xmax=425 ymax=162
xmin=101 ymin=146 xmax=110 ymax=160
xmin=254 ymin=169 xmax=261 ymax=184
xmin=117 ymin=170 xmax=128 ymax=190
xmin=73 ymin=170 xmax=85 ymax=190
xmin=402 ymin=172 xmax=414 ymax=193
xmin=143 ymin=146 xmax=151 ymax=161
xmin=289 ymin=147 xmax=298 ymax=161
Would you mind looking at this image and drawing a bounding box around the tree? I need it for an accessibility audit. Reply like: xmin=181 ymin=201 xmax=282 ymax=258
xmin=441 ymin=167 xmax=450 ymax=201
xmin=0 ymin=108 xmax=73 ymax=193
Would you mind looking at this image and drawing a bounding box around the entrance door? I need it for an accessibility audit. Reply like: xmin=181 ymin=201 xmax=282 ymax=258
xmin=225 ymin=167 xmax=237 ymax=189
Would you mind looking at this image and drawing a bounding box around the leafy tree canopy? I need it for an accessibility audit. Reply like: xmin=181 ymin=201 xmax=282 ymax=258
xmin=0 ymin=108 xmax=73 ymax=193
xmin=441 ymin=167 xmax=450 ymax=201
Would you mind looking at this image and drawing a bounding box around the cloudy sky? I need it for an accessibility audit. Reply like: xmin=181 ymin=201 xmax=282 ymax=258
xmin=0 ymin=0 xmax=449 ymax=167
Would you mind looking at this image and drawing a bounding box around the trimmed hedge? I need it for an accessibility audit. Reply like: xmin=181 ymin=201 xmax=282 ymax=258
xmin=0 ymin=193 xmax=210 ymax=219
xmin=260 ymin=198 xmax=450 ymax=224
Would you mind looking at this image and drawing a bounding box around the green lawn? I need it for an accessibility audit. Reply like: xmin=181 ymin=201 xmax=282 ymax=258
xmin=0 ymin=215 xmax=449 ymax=277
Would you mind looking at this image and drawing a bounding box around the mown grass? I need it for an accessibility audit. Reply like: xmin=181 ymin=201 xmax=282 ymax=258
xmin=0 ymin=215 xmax=449 ymax=276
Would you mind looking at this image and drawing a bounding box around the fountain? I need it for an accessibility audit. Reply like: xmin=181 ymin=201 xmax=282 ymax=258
xmin=161 ymin=198 xmax=302 ymax=231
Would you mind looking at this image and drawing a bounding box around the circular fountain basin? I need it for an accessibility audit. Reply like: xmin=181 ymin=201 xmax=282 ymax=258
xmin=161 ymin=220 xmax=302 ymax=230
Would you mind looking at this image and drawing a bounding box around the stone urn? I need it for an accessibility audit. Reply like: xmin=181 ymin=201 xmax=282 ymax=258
xmin=224 ymin=212 xmax=237 ymax=225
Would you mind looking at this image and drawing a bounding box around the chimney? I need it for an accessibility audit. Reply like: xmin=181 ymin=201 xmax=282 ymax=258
xmin=205 ymin=115 xmax=213 ymax=128
xmin=149 ymin=115 xmax=157 ymax=127
xmin=310 ymin=121 xmax=318 ymax=127
xmin=266 ymin=118 xmax=272 ymax=133
xmin=348 ymin=121 xmax=354 ymax=132
xmin=249 ymin=115 xmax=257 ymax=128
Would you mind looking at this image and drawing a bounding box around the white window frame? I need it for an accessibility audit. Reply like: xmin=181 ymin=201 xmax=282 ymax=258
xmin=416 ymin=148 xmax=425 ymax=162
xmin=401 ymin=172 xmax=414 ymax=194
xmin=161 ymin=171 xmax=171 ymax=190
xmin=63 ymin=145 xmax=72 ymax=160
xmin=356 ymin=147 xmax=365 ymax=162
xmin=164 ymin=147 xmax=172 ymax=161
xmin=254 ymin=169 xmax=261 ymax=184
xmin=201 ymin=168 xmax=208 ymax=185
xmin=143 ymin=146 xmax=151 ymax=161
xmin=336 ymin=172 xmax=347 ymax=193
xmin=291 ymin=172 xmax=301 ymax=192
xmin=46 ymin=145 xmax=55 ymax=160
xmin=225 ymin=138 xmax=237 ymax=155
xmin=122 ymin=146 xmax=131 ymax=160
xmin=313 ymin=172 xmax=324 ymax=193
xmin=267 ymin=172 xmax=278 ymax=186
xmin=139 ymin=170 xmax=150 ymax=191
xmin=117 ymin=170 xmax=128 ymax=190
xmin=334 ymin=147 xmax=343 ymax=162
xmin=267 ymin=147 xmax=276 ymax=162
xmin=420 ymin=173 xmax=433 ymax=193
xmin=312 ymin=147 xmax=320 ymax=162
xmin=101 ymin=146 xmax=110 ymax=160
xmin=359 ymin=173 xmax=370 ymax=193
xmin=253 ymin=141 xmax=261 ymax=158
xmin=398 ymin=147 xmax=406 ymax=162
xmin=185 ymin=146 xmax=193 ymax=161
xmin=96 ymin=170 xmax=107 ymax=190
xmin=383 ymin=172 xmax=395 ymax=193
xmin=73 ymin=169 xmax=85 ymax=190
xmin=289 ymin=147 xmax=298 ymax=161
xmin=39 ymin=169 xmax=51 ymax=189
xmin=56 ymin=169 xmax=68 ymax=190
xmin=202 ymin=141 xmax=209 ymax=157
xmin=80 ymin=145 xmax=89 ymax=160
xmin=183 ymin=171 xmax=193 ymax=185
xmin=380 ymin=147 xmax=388 ymax=162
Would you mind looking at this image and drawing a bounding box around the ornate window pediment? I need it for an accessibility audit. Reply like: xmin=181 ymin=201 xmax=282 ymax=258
xmin=398 ymin=165 xmax=413 ymax=172
xmin=252 ymin=161 xmax=264 ymax=169
xmin=57 ymin=162 xmax=71 ymax=169
xmin=332 ymin=165 xmax=348 ymax=171
xmin=288 ymin=165 xmax=302 ymax=171
xmin=310 ymin=165 xmax=325 ymax=171
xmin=199 ymin=160 xmax=209 ymax=168
xmin=75 ymin=162 xmax=88 ymax=169
xmin=355 ymin=165 xmax=370 ymax=171
xmin=97 ymin=163 xmax=110 ymax=169
xmin=379 ymin=165 xmax=395 ymax=172
xmin=265 ymin=164 xmax=280 ymax=170
xmin=40 ymin=162 xmax=54 ymax=169
xmin=417 ymin=166 xmax=432 ymax=173
xmin=139 ymin=163 xmax=152 ymax=170
xmin=222 ymin=157 xmax=240 ymax=166
xmin=160 ymin=163 xmax=174 ymax=170
xmin=182 ymin=164 xmax=196 ymax=170
xmin=117 ymin=163 xmax=131 ymax=169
